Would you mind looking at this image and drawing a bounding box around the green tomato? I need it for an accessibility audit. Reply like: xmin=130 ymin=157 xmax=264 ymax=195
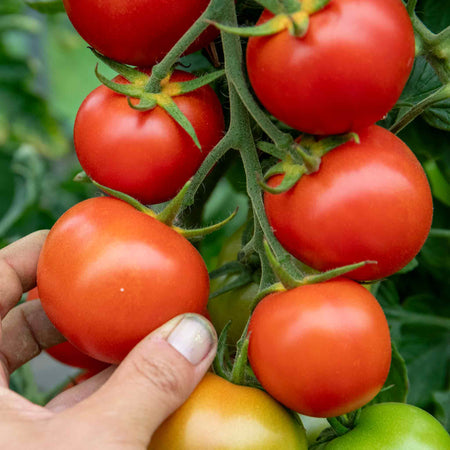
xmin=208 ymin=276 xmax=258 ymax=345
xmin=209 ymin=224 xmax=258 ymax=345
xmin=325 ymin=403 xmax=450 ymax=449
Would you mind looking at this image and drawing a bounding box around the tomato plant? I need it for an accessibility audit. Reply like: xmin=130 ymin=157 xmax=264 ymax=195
xmin=265 ymin=125 xmax=433 ymax=281
xmin=4 ymin=0 xmax=450 ymax=442
xmin=246 ymin=0 xmax=415 ymax=135
xmin=74 ymin=70 xmax=224 ymax=205
xmin=149 ymin=372 xmax=308 ymax=449
xmin=324 ymin=403 xmax=450 ymax=449
xmin=62 ymin=0 xmax=218 ymax=66
xmin=248 ymin=279 xmax=392 ymax=418
xmin=37 ymin=197 xmax=210 ymax=364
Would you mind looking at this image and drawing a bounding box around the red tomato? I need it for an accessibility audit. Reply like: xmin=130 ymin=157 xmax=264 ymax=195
xmin=62 ymin=0 xmax=218 ymax=66
xmin=265 ymin=125 xmax=433 ymax=281
xmin=246 ymin=0 xmax=415 ymax=135
xmin=27 ymin=288 xmax=108 ymax=371
xmin=248 ymin=279 xmax=392 ymax=418
xmin=37 ymin=197 xmax=210 ymax=364
xmin=63 ymin=368 xmax=104 ymax=391
xmin=74 ymin=70 xmax=224 ymax=205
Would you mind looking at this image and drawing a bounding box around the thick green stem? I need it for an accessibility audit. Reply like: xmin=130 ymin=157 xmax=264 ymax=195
xmin=412 ymin=15 xmax=450 ymax=84
xmin=145 ymin=0 xmax=228 ymax=92
xmin=218 ymin=0 xmax=303 ymax=283
xmin=429 ymin=228 xmax=450 ymax=239
xmin=180 ymin=133 xmax=233 ymax=211
xmin=327 ymin=417 xmax=350 ymax=437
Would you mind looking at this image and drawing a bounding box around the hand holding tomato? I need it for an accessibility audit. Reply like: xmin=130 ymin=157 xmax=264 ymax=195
xmin=0 ymin=232 xmax=217 ymax=449
xmin=37 ymin=197 xmax=210 ymax=364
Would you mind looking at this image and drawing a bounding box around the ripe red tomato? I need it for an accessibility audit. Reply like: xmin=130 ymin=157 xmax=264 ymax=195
xmin=248 ymin=279 xmax=392 ymax=418
xmin=27 ymin=288 xmax=108 ymax=371
xmin=265 ymin=125 xmax=433 ymax=281
xmin=149 ymin=373 xmax=308 ymax=449
xmin=37 ymin=197 xmax=210 ymax=364
xmin=74 ymin=70 xmax=224 ymax=205
xmin=246 ymin=0 xmax=415 ymax=135
xmin=62 ymin=0 xmax=218 ymax=66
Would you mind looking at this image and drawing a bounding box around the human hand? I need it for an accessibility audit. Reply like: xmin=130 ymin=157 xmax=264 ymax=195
xmin=0 ymin=231 xmax=217 ymax=449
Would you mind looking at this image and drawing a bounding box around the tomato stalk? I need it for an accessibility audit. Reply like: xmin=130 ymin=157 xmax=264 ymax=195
xmin=144 ymin=0 xmax=229 ymax=93
xmin=327 ymin=417 xmax=350 ymax=436
xmin=412 ymin=13 xmax=450 ymax=84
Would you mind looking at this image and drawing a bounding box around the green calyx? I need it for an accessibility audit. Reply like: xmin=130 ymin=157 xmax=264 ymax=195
xmin=77 ymin=177 xmax=236 ymax=241
xmin=212 ymin=0 xmax=331 ymax=38
xmin=259 ymin=132 xmax=358 ymax=195
xmin=91 ymin=49 xmax=225 ymax=149
xmin=249 ymin=241 xmax=376 ymax=311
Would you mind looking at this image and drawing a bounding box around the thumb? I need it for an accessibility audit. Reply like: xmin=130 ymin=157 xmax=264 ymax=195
xmin=66 ymin=313 xmax=217 ymax=447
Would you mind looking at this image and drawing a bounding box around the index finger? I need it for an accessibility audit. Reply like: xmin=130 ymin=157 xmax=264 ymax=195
xmin=0 ymin=230 xmax=49 ymax=319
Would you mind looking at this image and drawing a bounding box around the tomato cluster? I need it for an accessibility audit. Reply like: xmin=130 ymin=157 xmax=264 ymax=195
xmin=33 ymin=0 xmax=449 ymax=448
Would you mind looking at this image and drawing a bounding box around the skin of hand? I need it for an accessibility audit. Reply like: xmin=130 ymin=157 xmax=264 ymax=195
xmin=0 ymin=231 xmax=217 ymax=449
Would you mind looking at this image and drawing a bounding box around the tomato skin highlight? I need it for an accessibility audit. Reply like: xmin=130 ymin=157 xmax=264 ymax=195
xmin=27 ymin=288 xmax=108 ymax=371
xmin=74 ymin=70 xmax=224 ymax=206
xmin=246 ymin=0 xmax=415 ymax=135
xmin=248 ymin=279 xmax=392 ymax=418
xmin=265 ymin=125 xmax=433 ymax=281
xmin=37 ymin=197 xmax=210 ymax=364
xmin=62 ymin=0 xmax=217 ymax=67
xmin=149 ymin=373 xmax=308 ymax=449
xmin=325 ymin=403 xmax=450 ymax=449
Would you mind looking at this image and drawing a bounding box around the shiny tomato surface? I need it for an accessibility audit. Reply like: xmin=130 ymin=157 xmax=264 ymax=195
xmin=37 ymin=197 xmax=210 ymax=364
xmin=27 ymin=288 xmax=108 ymax=371
xmin=74 ymin=70 xmax=224 ymax=205
xmin=246 ymin=0 xmax=415 ymax=134
xmin=248 ymin=279 xmax=392 ymax=418
xmin=265 ymin=126 xmax=433 ymax=281
xmin=63 ymin=0 xmax=217 ymax=66
xmin=149 ymin=373 xmax=308 ymax=449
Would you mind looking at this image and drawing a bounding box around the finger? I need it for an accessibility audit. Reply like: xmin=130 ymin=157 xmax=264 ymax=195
xmin=0 ymin=230 xmax=48 ymax=318
xmin=0 ymin=300 xmax=65 ymax=382
xmin=46 ymin=367 xmax=115 ymax=413
xmin=64 ymin=314 xmax=217 ymax=447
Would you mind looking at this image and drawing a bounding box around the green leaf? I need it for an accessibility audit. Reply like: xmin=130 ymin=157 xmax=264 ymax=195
xmin=397 ymin=258 xmax=419 ymax=274
xmin=25 ymin=0 xmax=65 ymax=14
xmin=370 ymin=342 xmax=409 ymax=404
xmin=395 ymin=57 xmax=450 ymax=131
xmin=0 ymin=14 xmax=41 ymax=33
xmin=424 ymin=159 xmax=450 ymax=207
xmin=423 ymin=97 xmax=450 ymax=132
xmin=433 ymin=390 xmax=450 ymax=431
xmin=377 ymin=278 xmax=450 ymax=410
xmin=400 ymin=324 xmax=449 ymax=407
xmin=417 ymin=0 xmax=450 ymax=33
xmin=0 ymin=145 xmax=45 ymax=238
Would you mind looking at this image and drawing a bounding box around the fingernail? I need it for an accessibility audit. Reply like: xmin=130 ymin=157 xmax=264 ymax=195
xmin=166 ymin=314 xmax=216 ymax=365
